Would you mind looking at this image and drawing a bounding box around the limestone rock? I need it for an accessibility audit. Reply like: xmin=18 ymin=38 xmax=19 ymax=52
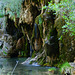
xmin=34 ymin=38 xmax=42 ymax=51
xmin=6 ymin=18 xmax=18 ymax=36
xmin=16 ymin=37 xmax=25 ymax=50
xmin=19 ymin=4 xmax=39 ymax=26
xmin=54 ymin=16 xmax=75 ymax=62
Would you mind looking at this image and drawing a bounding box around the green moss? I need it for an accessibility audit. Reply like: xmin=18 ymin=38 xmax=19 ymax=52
xmin=0 ymin=14 xmax=4 ymax=18
xmin=44 ymin=63 xmax=50 ymax=66
xmin=35 ymin=14 xmax=44 ymax=38
xmin=37 ymin=57 xmax=45 ymax=65
xmin=31 ymin=51 xmax=36 ymax=58
xmin=48 ymin=67 xmax=56 ymax=71
xmin=35 ymin=14 xmax=43 ymax=24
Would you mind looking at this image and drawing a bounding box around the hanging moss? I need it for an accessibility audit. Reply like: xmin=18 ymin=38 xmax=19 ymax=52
xmin=35 ymin=14 xmax=43 ymax=24
xmin=31 ymin=51 xmax=36 ymax=58
xmin=44 ymin=63 xmax=51 ymax=66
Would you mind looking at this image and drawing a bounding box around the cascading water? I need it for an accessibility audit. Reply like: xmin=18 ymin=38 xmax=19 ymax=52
xmin=34 ymin=23 xmax=38 ymax=39
xmin=30 ymin=45 xmax=33 ymax=57
xmin=34 ymin=23 xmax=42 ymax=51
xmin=34 ymin=23 xmax=38 ymax=51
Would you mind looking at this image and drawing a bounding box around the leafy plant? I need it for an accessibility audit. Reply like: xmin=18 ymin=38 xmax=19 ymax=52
xmin=59 ymin=62 xmax=72 ymax=73
xmin=3 ymin=50 xmax=7 ymax=55
xmin=0 ymin=0 xmax=23 ymax=19
xmin=43 ymin=0 xmax=75 ymax=37
xmin=0 ymin=13 xmax=4 ymax=18
xmin=48 ymin=67 xmax=56 ymax=71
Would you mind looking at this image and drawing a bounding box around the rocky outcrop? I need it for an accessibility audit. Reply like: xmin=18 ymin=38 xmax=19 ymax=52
xmin=20 ymin=6 xmax=59 ymax=65
xmin=21 ymin=4 xmax=75 ymax=66
xmin=55 ymin=16 xmax=75 ymax=62
xmin=7 ymin=45 xmax=18 ymax=57
xmin=19 ymin=4 xmax=40 ymax=26
xmin=0 ymin=34 xmax=13 ymax=57
xmin=0 ymin=13 xmax=24 ymax=57
xmin=19 ymin=3 xmax=41 ymax=51
xmin=16 ymin=36 xmax=30 ymax=57
xmin=6 ymin=17 xmax=18 ymax=36
xmin=16 ymin=37 xmax=25 ymax=50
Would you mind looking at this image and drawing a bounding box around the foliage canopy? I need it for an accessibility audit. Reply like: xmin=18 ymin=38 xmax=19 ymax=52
xmin=43 ymin=0 xmax=75 ymax=37
xmin=0 ymin=0 xmax=23 ymax=18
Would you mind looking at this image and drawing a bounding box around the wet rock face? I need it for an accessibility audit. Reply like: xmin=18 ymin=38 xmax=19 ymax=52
xmin=0 ymin=40 xmax=3 ymax=49
xmin=16 ymin=37 xmax=25 ymax=50
xmin=34 ymin=38 xmax=42 ymax=51
xmin=6 ymin=18 xmax=18 ymax=36
xmin=7 ymin=46 xmax=18 ymax=57
xmin=42 ymin=10 xmax=59 ymax=60
xmin=19 ymin=4 xmax=40 ymax=26
xmin=19 ymin=3 xmax=41 ymax=52
xmin=16 ymin=0 xmax=75 ymax=64
xmin=0 ymin=15 xmax=24 ymax=57
xmin=31 ymin=9 xmax=59 ymax=65
xmin=55 ymin=16 xmax=75 ymax=62
xmin=45 ymin=29 xmax=59 ymax=58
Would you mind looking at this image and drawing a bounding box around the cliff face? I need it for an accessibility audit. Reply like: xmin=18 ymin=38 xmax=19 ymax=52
xmin=18 ymin=0 xmax=75 ymax=66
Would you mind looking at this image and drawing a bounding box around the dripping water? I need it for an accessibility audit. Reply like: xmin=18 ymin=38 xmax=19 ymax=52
xmin=30 ymin=45 xmax=33 ymax=57
xmin=34 ymin=23 xmax=38 ymax=39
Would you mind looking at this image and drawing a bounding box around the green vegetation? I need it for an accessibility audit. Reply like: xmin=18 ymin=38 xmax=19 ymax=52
xmin=3 ymin=50 xmax=7 ymax=55
xmin=48 ymin=67 xmax=56 ymax=71
xmin=0 ymin=1 xmax=74 ymax=72
xmin=59 ymin=62 xmax=72 ymax=74
xmin=43 ymin=0 xmax=75 ymax=37
xmin=0 ymin=0 xmax=23 ymax=19
xmin=0 ymin=12 xmax=4 ymax=18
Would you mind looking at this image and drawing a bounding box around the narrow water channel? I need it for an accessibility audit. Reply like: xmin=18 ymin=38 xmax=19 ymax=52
xmin=0 ymin=57 xmax=60 ymax=75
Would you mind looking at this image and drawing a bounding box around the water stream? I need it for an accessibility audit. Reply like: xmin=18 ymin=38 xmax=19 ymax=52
xmin=0 ymin=57 xmax=61 ymax=75
xmin=34 ymin=23 xmax=38 ymax=39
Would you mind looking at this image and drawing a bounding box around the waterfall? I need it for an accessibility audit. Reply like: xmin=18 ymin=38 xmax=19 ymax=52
xmin=30 ymin=45 xmax=33 ymax=57
xmin=34 ymin=23 xmax=42 ymax=51
xmin=34 ymin=23 xmax=38 ymax=39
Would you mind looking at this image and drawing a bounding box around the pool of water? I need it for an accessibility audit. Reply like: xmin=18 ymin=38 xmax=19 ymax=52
xmin=0 ymin=57 xmax=61 ymax=75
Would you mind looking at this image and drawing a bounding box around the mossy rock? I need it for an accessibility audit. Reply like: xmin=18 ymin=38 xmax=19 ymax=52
xmin=35 ymin=14 xmax=43 ymax=25
xmin=31 ymin=51 xmax=36 ymax=58
xmin=35 ymin=14 xmax=44 ymax=38
xmin=54 ymin=16 xmax=65 ymax=37
xmin=44 ymin=63 xmax=50 ymax=66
